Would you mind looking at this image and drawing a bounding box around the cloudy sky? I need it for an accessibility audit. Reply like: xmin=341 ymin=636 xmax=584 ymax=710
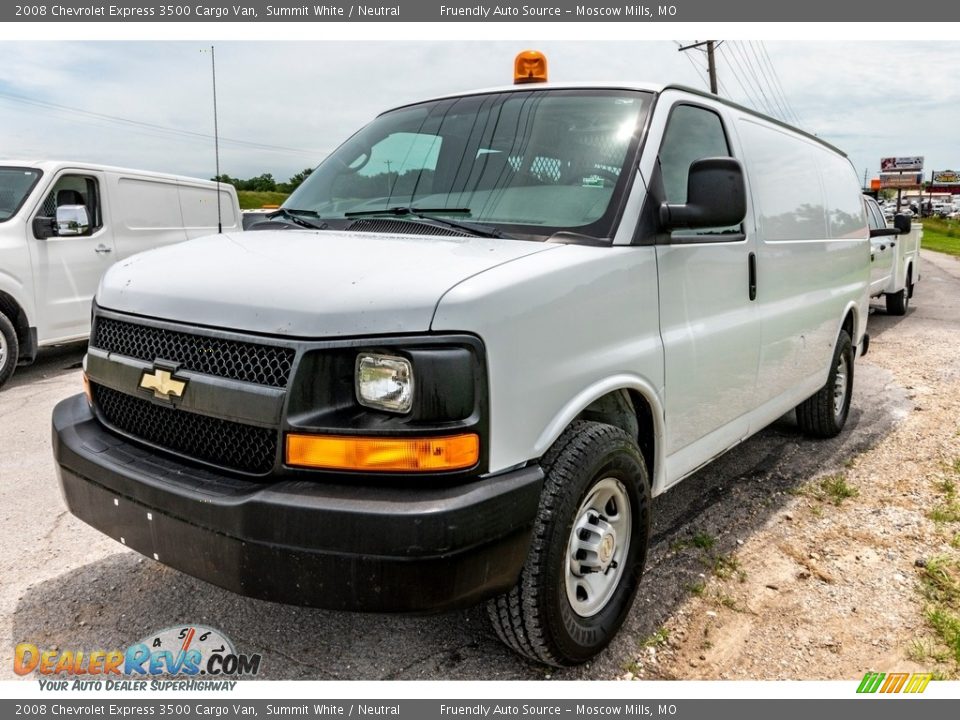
xmin=1 ymin=41 xmax=958 ymax=185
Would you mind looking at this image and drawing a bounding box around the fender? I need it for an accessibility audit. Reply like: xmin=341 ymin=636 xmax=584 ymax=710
xmin=532 ymin=373 xmax=668 ymax=495
xmin=0 ymin=270 xmax=35 ymax=329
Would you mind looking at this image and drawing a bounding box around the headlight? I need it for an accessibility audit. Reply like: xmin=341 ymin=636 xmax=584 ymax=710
xmin=356 ymin=353 xmax=414 ymax=413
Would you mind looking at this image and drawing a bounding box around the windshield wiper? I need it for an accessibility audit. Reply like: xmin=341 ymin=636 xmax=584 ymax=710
xmin=344 ymin=206 xmax=510 ymax=239
xmin=267 ymin=207 xmax=328 ymax=230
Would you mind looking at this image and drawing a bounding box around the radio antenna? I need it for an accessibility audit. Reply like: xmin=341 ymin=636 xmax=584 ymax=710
xmin=210 ymin=44 xmax=222 ymax=233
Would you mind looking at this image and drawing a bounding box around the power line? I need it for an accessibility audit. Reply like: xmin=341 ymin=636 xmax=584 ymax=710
xmin=0 ymin=89 xmax=318 ymax=156
xmin=728 ymin=42 xmax=779 ymax=118
xmin=746 ymin=41 xmax=790 ymax=122
xmin=675 ymin=41 xmax=712 ymax=92
xmin=716 ymin=44 xmax=764 ymax=113
xmin=757 ymin=42 xmax=804 ymax=126
xmin=677 ymin=40 xmax=718 ymax=94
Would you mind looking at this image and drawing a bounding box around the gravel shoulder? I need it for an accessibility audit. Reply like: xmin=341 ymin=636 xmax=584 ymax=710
xmin=628 ymin=250 xmax=960 ymax=680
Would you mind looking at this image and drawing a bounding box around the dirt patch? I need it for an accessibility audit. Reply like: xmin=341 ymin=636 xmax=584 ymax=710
xmin=622 ymin=252 xmax=960 ymax=681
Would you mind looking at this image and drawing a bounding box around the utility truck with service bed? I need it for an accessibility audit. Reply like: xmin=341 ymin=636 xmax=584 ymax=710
xmin=864 ymin=195 xmax=922 ymax=315
xmin=0 ymin=161 xmax=240 ymax=389
xmin=53 ymin=53 xmax=871 ymax=666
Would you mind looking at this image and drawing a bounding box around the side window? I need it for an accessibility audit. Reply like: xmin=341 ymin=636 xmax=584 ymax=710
xmin=36 ymin=174 xmax=102 ymax=236
xmin=658 ymin=104 xmax=739 ymax=239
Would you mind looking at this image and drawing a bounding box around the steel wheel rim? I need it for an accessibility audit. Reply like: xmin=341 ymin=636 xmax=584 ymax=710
xmin=833 ymin=352 xmax=849 ymax=420
xmin=565 ymin=477 xmax=632 ymax=618
xmin=0 ymin=331 xmax=7 ymax=371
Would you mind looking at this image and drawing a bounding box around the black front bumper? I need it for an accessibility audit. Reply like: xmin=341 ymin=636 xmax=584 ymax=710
xmin=53 ymin=394 xmax=543 ymax=613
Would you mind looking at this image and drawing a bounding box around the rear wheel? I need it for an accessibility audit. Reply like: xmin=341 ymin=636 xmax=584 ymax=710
xmin=0 ymin=311 xmax=19 ymax=390
xmin=796 ymin=329 xmax=853 ymax=438
xmin=487 ymin=420 xmax=651 ymax=666
xmin=886 ymin=288 xmax=908 ymax=315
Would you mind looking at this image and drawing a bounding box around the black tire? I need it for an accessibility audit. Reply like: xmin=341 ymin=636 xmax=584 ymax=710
xmin=886 ymin=288 xmax=908 ymax=315
xmin=487 ymin=420 xmax=651 ymax=666
xmin=796 ymin=329 xmax=853 ymax=438
xmin=0 ymin=311 xmax=19 ymax=390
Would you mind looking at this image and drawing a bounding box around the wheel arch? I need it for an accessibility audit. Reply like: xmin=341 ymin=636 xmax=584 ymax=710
xmin=0 ymin=287 xmax=32 ymax=356
xmin=532 ymin=375 xmax=665 ymax=494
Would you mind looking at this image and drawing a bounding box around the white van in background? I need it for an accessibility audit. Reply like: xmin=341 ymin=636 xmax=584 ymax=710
xmin=0 ymin=161 xmax=240 ymax=388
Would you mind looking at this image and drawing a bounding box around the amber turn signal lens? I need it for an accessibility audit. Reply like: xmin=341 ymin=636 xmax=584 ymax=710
xmin=514 ymin=50 xmax=548 ymax=84
xmin=286 ymin=433 xmax=480 ymax=472
xmin=82 ymin=372 xmax=93 ymax=405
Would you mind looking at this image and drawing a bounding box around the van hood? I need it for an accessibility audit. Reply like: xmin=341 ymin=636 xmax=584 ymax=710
xmin=96 ymin=230 xmax=558 ymax=337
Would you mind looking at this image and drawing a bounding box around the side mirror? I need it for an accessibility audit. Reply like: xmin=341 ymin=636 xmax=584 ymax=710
xmin=893 ymin=213 xmax=911 ymax=235
xmin=659 ymin=157 xmax=747 ymax=231
xmin=55 ymin=205 xmax=90 ymax=236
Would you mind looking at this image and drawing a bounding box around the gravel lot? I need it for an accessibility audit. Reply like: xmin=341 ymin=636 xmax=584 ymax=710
xmin=2 ymin=250 xmax=958 ymax=680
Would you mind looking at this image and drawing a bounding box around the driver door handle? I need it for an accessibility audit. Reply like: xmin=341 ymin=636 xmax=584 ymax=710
xmin=95 ymin=244 xmax=112 ymax=254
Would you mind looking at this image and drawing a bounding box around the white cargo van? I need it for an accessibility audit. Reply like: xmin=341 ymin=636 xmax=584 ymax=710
xmin=864 ymin=195 xmax=921 ymax=315
xmin=0 ymin=161 xmax=240 ymax=388
xmin=53 ymin=61 xmax=870 ymax=666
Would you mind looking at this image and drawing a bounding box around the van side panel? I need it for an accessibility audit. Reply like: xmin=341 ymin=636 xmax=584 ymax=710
xmin=736 ymin=118 xmax=868 ymax=421
xmin=112 ymin=175 xmax=189 ymax=260
xmin=431 ymin=244 xmax=665 ymax=484
xmin=178 ymin=184 xmax=240 ymax=237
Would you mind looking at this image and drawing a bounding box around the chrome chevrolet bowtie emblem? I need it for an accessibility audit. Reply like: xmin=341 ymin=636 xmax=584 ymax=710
xmin=139 ymin=368 xmax=187 ymax=401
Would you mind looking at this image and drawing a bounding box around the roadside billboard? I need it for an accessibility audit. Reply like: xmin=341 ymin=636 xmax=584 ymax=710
xmin=879 ymin=172 xmax=923 ymax=189
xmin=881 ymin=156 xmax=924 ymax=171
xmin=932 ymin=170 xmax=960 ymax=185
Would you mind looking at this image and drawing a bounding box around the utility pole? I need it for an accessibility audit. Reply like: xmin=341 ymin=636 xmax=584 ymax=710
xmin=206 ymin=45 xmax=223 ymax=234
xmin=678 ymin=40 xmax=718 ymax=94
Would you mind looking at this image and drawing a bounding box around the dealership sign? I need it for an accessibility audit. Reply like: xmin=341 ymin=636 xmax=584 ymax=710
xmin=879 ymin=172 xmax=923 ymax=189
xmin=932 ymin=170 xmax=960 ymax=186
xmin=881 ymin=156 xmax=924 ymax=172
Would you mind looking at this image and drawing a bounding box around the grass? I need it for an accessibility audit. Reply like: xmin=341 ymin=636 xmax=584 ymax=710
xmin=642 ymin=628 xmax=671 ymax=648
xmin=929 ymin=467 xmax=960 ymax=525
xmin=804 ymin=473 xmax=859 ymax=506
xmin=919 ymin=218 xmax=960 ymax=258
xmin=711 ymin=553 xmax=746 ymax=583
xmin=672 ymin=530 xmax=716 ymax=553
xmin=237 ymin=190 xmax=289 ymax=210
xmin=918 ymin=556 xmax=960 ymax=669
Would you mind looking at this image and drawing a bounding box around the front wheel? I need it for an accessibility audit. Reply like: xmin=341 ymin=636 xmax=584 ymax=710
xmin=795 ymin=329 xmax=853 ymax=438
xmin=487 ymin=421 xmax=651 ymax=666
xmin=0 ymin=311 xmax=19 ymax=390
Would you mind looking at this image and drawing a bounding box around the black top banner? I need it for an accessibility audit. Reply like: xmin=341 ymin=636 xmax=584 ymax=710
xmin=5 ymin=0 xmax=960 ymax=22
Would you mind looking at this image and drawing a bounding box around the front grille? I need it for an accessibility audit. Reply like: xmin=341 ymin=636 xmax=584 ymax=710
xmin=93 ymin=317 xmax=295 ymax=388
xmin=94 ymin=384 xmax=277 ymax=475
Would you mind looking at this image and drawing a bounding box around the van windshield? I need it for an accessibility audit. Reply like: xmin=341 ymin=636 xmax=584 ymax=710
xmin=285 ymin=89 xmax=653 ymax=241
xmin=0 ymin=167 xmax=42 ymax=223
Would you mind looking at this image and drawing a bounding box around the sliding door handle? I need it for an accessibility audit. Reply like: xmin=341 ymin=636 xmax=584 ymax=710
xmin=748 ymin=252 xmax=757 ymax=301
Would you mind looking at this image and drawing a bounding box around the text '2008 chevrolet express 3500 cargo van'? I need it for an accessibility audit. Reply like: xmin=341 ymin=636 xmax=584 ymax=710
xmin=53 ymin=53 xmax=871 ymax=666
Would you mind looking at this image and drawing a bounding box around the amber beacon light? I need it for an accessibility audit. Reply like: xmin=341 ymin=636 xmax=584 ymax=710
xmin=286 ymin=433 xmax=480 ymax=472
xmin=514 ymin=50 xmax=548 ymax=84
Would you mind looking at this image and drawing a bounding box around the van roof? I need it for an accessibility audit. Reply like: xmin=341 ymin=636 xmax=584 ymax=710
xmin=0 ymin=160 xmax=227 ymax=186
xmin=383 ymin=81 xmax=846 ymax=158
